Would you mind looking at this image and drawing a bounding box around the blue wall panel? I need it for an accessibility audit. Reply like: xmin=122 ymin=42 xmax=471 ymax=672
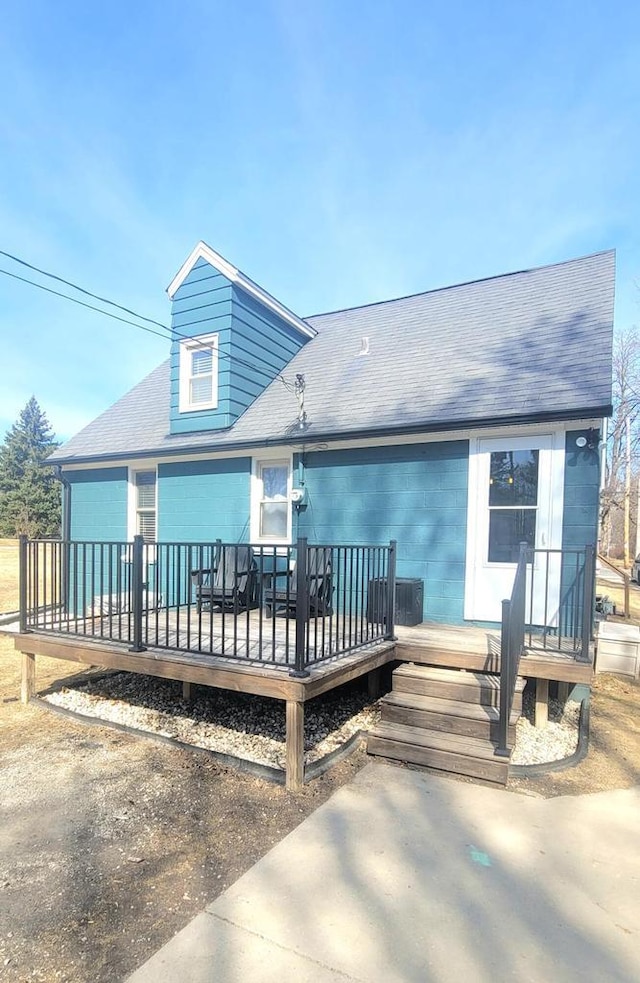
xmin=158 ymin=458 xmax=251 ymax=542
xmin=67 ymin=468 xmax=128 ymax=541
xmin=562 ymin=430 xmax=601 ymax=550
xmin=296 ymin=441 xmax=469 ymax=624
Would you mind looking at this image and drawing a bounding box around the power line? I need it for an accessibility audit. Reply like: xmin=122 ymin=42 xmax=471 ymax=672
xmin=0 ymin=267 xmax=170 ymax=340
xmin=0 ymin=248 xmax=170 ymax=333
xmin=0 ymin=252 xmax=302 ymax=392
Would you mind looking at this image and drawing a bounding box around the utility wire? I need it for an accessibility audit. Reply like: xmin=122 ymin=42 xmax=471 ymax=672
xmin=0 ymin=253 xmax=302 ymax=392
xmin=0 ymin=267 xmax=168 ymax=340
xmin=0 ymin=248 xmax=169 ymax=333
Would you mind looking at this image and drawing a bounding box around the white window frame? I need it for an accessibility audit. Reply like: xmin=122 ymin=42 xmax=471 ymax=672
xmin=250 ymin=455 xmax=293 ymax=544
xmin=179 ymin=333 xmax=219 ymax=413
xmin=128 ymin=468 xmax=158 ymax=548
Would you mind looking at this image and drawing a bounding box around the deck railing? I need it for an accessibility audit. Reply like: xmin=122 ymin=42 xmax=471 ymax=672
xmin=19 ymin=536 xmax=397 ymax=675
xmin=524 ymin=545 xmax=595 ymax=661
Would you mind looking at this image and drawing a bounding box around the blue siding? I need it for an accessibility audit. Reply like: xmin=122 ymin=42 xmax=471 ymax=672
xmin=296 ymin=442 xmax=469 ymax=624
xmin=66 ymin=468 xmax=128 ymax=541
xmin=169 ymin=259 xmax=234 ymax=434
xmin=562 ymin=430 xmax=601 ymax=550
xmin=158 ymin=458 xmax=251 ymax=542
xmin=228 ymin=285 xmax=308 ymax=418
xmin=169 ymin=258 xmax=308 ymax=435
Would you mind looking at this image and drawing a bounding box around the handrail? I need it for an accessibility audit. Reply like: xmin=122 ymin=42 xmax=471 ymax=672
xmin=496 ymin=542 xmax=528 ymax=757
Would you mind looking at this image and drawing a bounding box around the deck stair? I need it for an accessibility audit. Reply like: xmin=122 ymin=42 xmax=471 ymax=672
xmin=368 ymin=663 xmax=525 ymax=785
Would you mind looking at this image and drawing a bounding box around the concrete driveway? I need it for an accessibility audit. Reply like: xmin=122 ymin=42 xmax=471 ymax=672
xmin=127 ymin=762 xmax=639 ymax=983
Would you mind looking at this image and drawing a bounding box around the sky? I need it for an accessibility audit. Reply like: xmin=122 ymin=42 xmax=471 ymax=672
xmin=0 ymin=0 xmax=639 ymax=442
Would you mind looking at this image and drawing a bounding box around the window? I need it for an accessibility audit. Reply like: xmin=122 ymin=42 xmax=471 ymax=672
xmin=487 ymin=449 xmax=538 ymax=562
xmin=251 ymin=459 xmax=291 ymax=542
xmin=179 ymin=334 xmax=218 ymax=412
xmin=134 ymin=471 xmax=157 ymax=543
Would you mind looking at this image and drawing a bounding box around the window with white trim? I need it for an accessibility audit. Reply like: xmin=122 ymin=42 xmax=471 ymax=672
xmin=179 ymin=333 xmax=218 ymax=412
xmin=252 ymin=460 xmax=291 ymax=542
xmin=134 ymin=471 xmax=157 ymax=543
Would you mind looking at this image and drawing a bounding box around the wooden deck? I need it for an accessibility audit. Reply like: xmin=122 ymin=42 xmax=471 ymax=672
xmin=395 ymin=622 xmax=594 ymax=683
xmin=12 ymin=615 xmax=593 ymax=789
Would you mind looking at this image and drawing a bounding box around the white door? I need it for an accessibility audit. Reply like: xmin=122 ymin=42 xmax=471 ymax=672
xmin=464 ymin=434 xmax=565 ymax=624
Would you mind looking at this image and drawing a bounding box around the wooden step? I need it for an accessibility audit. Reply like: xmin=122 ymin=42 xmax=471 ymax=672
xmin=380 ymin=691 xmax=519 ymax=742
xmin=393 ymin=663 xmax=525 ymax=708
xmin=395 ymin=644 xmax=502 ymax=674
xmin=367 ymin=721 xmax=510 ymax=785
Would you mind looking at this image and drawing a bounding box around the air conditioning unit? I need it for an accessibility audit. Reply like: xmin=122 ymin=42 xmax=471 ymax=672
xmin=366 ymin=578 xmax=424 ymax=627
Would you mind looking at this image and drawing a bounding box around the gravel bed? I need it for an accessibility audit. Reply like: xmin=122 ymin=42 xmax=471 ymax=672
xmin=511 ymin=690 xmax=581 ymax=765
xmin=43 ymin=673 xmax=582 ymax=772
xmin=44 ymin=673 xmax=382 ymax=769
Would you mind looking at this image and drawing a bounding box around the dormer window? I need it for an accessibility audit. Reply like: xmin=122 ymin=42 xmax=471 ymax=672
xmin=179 ymin=334 xmax=218 ymax=412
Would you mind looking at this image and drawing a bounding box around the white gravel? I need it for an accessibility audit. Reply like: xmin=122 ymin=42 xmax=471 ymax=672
xmin=44 ymin=673 xmax=381 ymax=770
xmin=511 ymin=692 xmax=581 ymax=766
xmin=44 ymin=673 xmax=582 ymax=772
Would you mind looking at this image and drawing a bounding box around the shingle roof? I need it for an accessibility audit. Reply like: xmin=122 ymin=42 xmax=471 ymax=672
xmin=50 ymin=250 xmax=615 ymax=464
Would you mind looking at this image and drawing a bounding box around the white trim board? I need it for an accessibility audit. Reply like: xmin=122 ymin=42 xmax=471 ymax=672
xmin=166 ymin=241 xmax=316 ymax=340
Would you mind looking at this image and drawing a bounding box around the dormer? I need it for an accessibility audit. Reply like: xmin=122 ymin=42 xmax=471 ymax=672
xmin=166 ymin=242 xmax=315 ymax=435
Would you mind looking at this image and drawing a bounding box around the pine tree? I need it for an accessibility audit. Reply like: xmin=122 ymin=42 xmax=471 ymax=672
xmin=0 ymin=398 xmax=61 ymax=538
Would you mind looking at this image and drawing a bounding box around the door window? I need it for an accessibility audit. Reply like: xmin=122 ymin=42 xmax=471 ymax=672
xmin=487 ymin=449 xmax=539 ymax=562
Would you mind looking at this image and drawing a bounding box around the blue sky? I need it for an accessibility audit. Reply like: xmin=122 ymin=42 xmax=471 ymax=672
xmin=1 ymin=0 xmax=639 ymax=442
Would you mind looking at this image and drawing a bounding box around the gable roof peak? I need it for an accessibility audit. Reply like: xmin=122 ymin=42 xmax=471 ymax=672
xmin=166 ymin=240 xmax=316 ymax=340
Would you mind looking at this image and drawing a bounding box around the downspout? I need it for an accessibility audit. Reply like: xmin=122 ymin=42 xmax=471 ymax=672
xmin=53 ymin=466 xmax=71 ymax=541
xmin=53 ymin=466 xmax=71 ymax=614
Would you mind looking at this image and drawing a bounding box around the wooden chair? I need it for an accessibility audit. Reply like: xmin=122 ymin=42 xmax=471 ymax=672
xmin=265 ymin=546 xmax=333 ymax=618
xmin=191 ymin=546 xmax=256 ymax=613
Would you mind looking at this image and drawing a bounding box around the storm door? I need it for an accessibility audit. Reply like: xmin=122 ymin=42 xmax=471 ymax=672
xmin=465 ymin=435 xmax=565 ymax=624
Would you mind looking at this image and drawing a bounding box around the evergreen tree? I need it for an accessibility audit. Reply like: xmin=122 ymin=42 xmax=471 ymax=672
xmin=0 ymin=398 xmax=61 ymax=538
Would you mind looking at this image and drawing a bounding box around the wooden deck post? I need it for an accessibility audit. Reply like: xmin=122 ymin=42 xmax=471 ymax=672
xmin=182 ymin=681 xmax=194 ymax=702
xmin=368 ymin=667 xmax=382 ymax=699
xmin=535 ymin=677 xmax=549 ymax=728
xmin=557 ymin=681 xmax=570 ymax=702
xmin=21 ymin=652 xmax=36 ymax=704
xmin=286 ymin=700 xmax=304 ymax=790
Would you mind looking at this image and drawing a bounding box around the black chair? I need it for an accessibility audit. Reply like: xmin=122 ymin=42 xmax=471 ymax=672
xmin=191 ymin=546 xmax=256 ymax=613
xmin=265 ymin=546 xmax=333 ymax=618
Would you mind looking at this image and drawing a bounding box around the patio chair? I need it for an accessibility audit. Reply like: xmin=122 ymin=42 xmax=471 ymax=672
xmin=265 ymin=546 xmax=333 ymax=618
xmin=191 ymin=546 xmax=256 ymax=613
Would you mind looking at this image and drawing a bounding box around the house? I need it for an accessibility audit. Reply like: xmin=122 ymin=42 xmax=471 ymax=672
xmin=48 ymin=242 xmax=613 ymax=628
xmin=17 ymin=243 xmax=614 ymax=788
